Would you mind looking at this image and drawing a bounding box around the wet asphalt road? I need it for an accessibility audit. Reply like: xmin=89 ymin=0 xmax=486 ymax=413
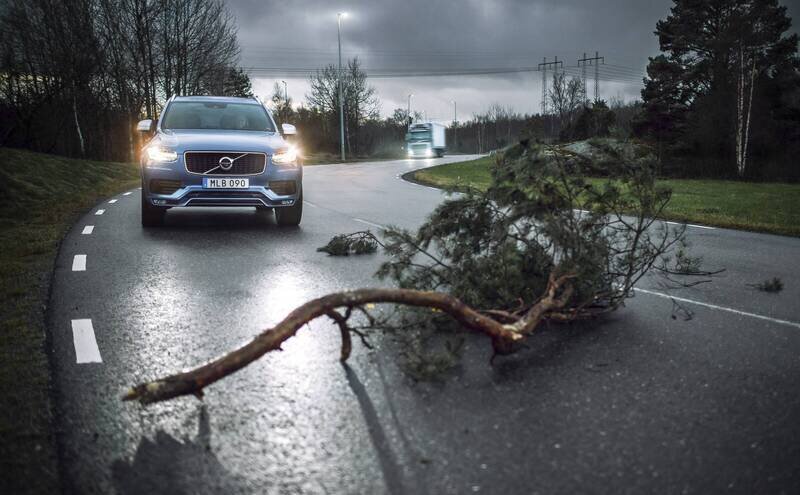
xmin=48 ymin=155 xmax=800 ymax=494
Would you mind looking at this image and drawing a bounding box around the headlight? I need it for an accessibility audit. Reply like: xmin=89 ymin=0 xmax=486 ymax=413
xmin=146 ymin=146 xmax=178 ymax=163
xmin=272 ymin=146 xmax=299 ymax=165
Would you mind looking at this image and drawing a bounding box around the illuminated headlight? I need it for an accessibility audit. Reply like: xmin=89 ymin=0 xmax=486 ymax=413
xmin=272 ymin=146 xmax=299 ymax=165
xmin=146 ymin=146 xmax=178 ymax=163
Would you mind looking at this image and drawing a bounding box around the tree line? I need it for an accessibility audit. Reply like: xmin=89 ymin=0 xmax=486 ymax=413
xmin=3 ymin=0 xmax=796 ymax=181
xmin=0 ymin=0 xmax=251 ymax=161
xmin=278 ymin=60 xmax=639 ymax=159
xmin=634 ymin=0 xmax=800 ymax=180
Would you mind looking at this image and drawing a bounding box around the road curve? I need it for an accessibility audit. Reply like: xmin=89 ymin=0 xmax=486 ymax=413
xmin=48 ymin=155 xmax=800 ymax=494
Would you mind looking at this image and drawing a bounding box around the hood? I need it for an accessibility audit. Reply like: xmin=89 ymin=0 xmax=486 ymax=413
xmin=155 ymin=130 xmax=287 ymax=153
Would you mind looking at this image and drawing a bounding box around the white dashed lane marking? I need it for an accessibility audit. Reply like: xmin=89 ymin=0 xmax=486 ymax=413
xmin=123 ymin=192 xmax=132 ymax=196
xmin=95 ymin=209 xmax=105 ymax=215
xmin=304 ymin=200 xmax=317 ymax=208
xmin=635 ymin=288 xmax=800 ymax=330
xmin=353 ymin=218 xmax=386 ymax=230
xmin=109 ymin=199 xmax=118 ymax=204
xmin=81 ymin=226 xmax=94 ymax=235
xmin=71 ymin=255 xmax=87 ymax=272
xmin=70 ymin=319 xmax=102 ymax=363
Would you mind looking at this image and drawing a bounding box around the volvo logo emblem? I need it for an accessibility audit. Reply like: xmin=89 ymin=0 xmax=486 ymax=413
xmin=219 ymin=156 xmax=234 ymax=171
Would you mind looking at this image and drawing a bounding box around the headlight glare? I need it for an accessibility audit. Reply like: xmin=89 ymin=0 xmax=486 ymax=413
xmin=146 ymin=146 xmax=178 ymax=163
xmin=273 ymin=146 xmax=299 ymax=165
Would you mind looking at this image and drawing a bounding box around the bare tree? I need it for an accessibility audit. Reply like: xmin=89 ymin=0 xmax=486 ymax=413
xmin=735 ymin=43 xmax=757 ymax=177
xmin=0 ymin=0 xmax=246 ymax=161
xmin=306 ymin=57 xmax=378 ymax=154
xmin=268 ymin=81 xmax=293 ymax=125
xmin=549 ymin=72 xmax=584 ymax=138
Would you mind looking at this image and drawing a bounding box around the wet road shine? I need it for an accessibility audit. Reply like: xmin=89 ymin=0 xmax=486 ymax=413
xmin=48 ymin=155 xmax=800 ymax=494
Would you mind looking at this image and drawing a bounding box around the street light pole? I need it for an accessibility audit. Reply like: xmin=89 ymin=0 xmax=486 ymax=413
xmin=337 ymin=12 xmax=346 ymax=161
xmin=407 ymin=93 xmax=413 ymax=126
xmin=452 ymin=100 xmax=457 ymax=152
xmin=281 ymin=80 xmax=288 ymax=122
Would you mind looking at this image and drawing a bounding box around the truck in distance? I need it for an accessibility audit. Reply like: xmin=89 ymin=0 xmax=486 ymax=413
xmin=406 ymin=122 xmax=446 ymax=158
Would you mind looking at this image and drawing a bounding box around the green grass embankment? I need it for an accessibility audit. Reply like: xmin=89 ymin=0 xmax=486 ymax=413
xmin=412 ymin=155 xmax=800 ymax=237
xmin=0 ymin=148 xmax=139 ymax=494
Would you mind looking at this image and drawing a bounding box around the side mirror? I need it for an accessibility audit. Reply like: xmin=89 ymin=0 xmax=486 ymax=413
xmin=137 ymin=119 xmax=154 ymax=133
xmin=281 ymin=123 xmax=296 ymax=136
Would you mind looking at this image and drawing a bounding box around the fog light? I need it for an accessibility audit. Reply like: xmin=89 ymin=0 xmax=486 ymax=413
xmin=269 ymin=181 xmax=297 ymax=195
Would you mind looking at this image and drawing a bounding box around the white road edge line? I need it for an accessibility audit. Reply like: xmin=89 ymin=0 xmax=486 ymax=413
xmin=108 ymin=199 xmax=118 ymax=204
xmin=71 ymin=254 xmax=87 ymax=272
xmin=576 ymin=209 xmax=714 ymax=230
xmin=353 ymin=218 xmax=386 ymax=230
xmin=70 ymin=319 xmax=102 ymax=364
xmin=95 ymin=209 xmax=105 ymax=215
xmin=666 ymin=220 xmax=715 ymax=230
xmin=81 ymin=225 xmax=94 ymax=235
xmin=395 ymin=174 xmax=446 ymax=192
xmin=634 ymin=287 xmax=800 ymax=329
xmin=123 ymin=191 xmax=132 ymax=196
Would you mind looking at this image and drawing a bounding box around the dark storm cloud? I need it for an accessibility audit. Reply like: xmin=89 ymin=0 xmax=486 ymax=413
xmin=225 ymin=0 xmax=800 ymax=119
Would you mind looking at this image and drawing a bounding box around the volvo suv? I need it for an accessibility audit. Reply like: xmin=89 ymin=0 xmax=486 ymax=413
xmin=137 ymin=95 xmax=302 ymax=227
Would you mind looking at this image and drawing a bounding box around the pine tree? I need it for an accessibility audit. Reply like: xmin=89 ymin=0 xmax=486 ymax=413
xmin=637 ymin=0 xmax=799 ymax=177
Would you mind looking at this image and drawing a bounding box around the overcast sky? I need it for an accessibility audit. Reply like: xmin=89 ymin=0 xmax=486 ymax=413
xmin=227 ymin=0 xmax=800 ymax=122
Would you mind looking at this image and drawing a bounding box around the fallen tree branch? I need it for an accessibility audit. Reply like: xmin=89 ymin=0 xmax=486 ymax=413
xmin=317 ymin=231 xmax=383 ymax=256
xmin=123 ymin=276 xmax=572 ymax=405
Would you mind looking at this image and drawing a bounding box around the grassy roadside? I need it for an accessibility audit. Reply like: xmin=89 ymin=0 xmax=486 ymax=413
xmin=0 ymin=147 xmax=139 ymax=494
xmin=412 ymin=155 xmax=800 ymax=237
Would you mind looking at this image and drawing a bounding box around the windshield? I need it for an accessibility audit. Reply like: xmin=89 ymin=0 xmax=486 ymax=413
xmin=161 ymin=102 xmax=274 ymax=132
xmin=407 ymin=129 xmax=431 ymax=142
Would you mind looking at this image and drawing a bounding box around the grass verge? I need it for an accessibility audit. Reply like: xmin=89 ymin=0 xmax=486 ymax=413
xmin=0 ymin=147 xmax=139 ymax=494
xmin=411 ymin=155 xmax=800 ymax=237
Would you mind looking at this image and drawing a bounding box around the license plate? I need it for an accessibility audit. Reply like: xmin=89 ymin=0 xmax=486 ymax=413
xmin=203 ymin=177 xmax=249 ymax=189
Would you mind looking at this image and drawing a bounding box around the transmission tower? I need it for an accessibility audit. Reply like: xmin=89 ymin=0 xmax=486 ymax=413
xmin=578 ymin=51 xmax=604 ymax=103
xmin=539 ymin=57 xmax=547 ymax=116
xmin=580 ymin=52 xmax=587 ymax=103
xmin=537 ymin=56 xmax=563 ymax=140
xmin=537 ymin=56 xmax=563 ymax=115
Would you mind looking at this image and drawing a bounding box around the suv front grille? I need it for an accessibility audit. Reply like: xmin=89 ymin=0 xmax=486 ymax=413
xmin=185 ymin=152 xmax=266 ymax=175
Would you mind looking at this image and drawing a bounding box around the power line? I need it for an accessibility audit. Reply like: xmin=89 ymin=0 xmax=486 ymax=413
xmin=241 ymin=58 xmax=646 ymax=86
xmin=577 ymin=51 xmax=604 ymax=102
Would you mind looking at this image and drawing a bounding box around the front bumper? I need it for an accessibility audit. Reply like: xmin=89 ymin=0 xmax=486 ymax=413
xmin=141 ymin=157 xmax=302 ymax=208
xmin=407 ymin=143 xmax=434 ymax=158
